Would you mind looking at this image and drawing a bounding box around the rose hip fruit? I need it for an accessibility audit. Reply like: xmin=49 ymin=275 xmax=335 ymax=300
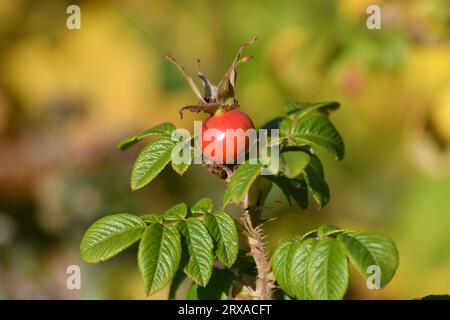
xmin=201 ymin=109 xmax=255 ymax=164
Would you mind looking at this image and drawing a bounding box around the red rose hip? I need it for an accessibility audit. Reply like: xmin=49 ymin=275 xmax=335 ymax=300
xmin=201 ymin=109 xmax=255 ymax=164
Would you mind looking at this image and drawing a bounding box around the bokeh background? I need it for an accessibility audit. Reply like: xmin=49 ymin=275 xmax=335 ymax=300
xmin=0 ymin=0 xmax=449 ymax=299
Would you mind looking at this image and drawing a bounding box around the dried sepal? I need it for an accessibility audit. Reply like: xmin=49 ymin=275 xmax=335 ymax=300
xmin=217 ymin=37 xmax=257 ymax=105
xmin=178 ymin=103 xmax=221 ymax=119
xmin=164 ymin=54 xmax=206 ymax=103
xmin=196 ymin=59 xmax=218 ymax=102
xmin=203 ymin=158 xmax=236 ymax=182
xmin=178 ymin=101 xmax=239 ymax=119
xmin=165 ymin=37 xmax=257 ymax=118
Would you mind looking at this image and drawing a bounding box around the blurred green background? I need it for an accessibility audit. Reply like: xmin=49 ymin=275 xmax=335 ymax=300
xmin=0 ymin=0 xmax=449 ymax=299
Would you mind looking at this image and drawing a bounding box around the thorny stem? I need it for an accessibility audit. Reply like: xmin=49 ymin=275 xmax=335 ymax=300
xmin=240 ymin=194 xmax=274 ymax=300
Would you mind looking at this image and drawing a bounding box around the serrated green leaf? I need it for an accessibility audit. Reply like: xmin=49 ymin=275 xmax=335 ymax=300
xmin=223 ymin=163 xmax=261 ymax=207
xmin=162 ymin=203 xmax=188 ymax=221
xmin=80 ymin=214 xmax=146 ymax=263
xmin=272 ymin=238 xmax=317 ymax=299
xmin=131 ymin=137 xmax=176 ymax=190
xmin=302 ymin=155 xmax=330 ymax=208
xmin=286 ymin=113 xmax=344 ymax=160
xmin=171 ymin=158 xmax=192 ymax=175
xmin=138 ymin=223 xmax=182 ymax=295
xmin=308 ymin=238 xmax=349 ymax=300
xmin=204 ymin=212 xmax=239 ymax=268
xmin=272 ymin=241 xmax=295 ymax=297
xmin=290 ymin=238 xmax=317 ymax=299
xmin=281 ymin=151 xmax=310 ymax=178
xmin=140 ymin=214 xmax=163 ymax=224
xmin=191 ymin=198 xmax=213 ymax=214
xmin=178 ymin=219 xmax=214 ymax=286
xmin=171 ymin=142 xmax=193 ymax=175
xmin=267 ymin=175 xmax=308 ymax=209
xmin=117 ymin=122 xmax=176 ymax=150
xmin=186 ymin=269 xmax=234 ymax=300
xmin=338 ymin=231 xmax=399 ymax=288
xmin=284 ymin=101 xmax=340 ymax=118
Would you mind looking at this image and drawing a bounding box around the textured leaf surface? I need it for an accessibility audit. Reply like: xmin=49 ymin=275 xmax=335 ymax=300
xmin=178 ymin=219 xmax=214 ymax=286
xmin=138 ymin=223 xmax=182 ymax=295
xmin=204 ymin=212 xmax=239 ymax=267
xmin=302 ymin=155 xmax=330 ymax=208
xmin=272 ymin=238 xmax=317 ymax=299
xmin=272 ymin=241 xmax=295 ymax=297
xmin=307 ymin=238 xmax=349 ymax=300
xmin=117 ymin=122 xmax=176 ymax=150
xmin=171 ymin=156 xmax=192 ymax=175
xmin=191 ymin=198 xmax=213 ymax=214
xmin=162 ymin=203 xmax=188 ymax=221
xmin=338 ymin=231 xmax=399 ymax=288
xmin=131 ymin=137 xmax=176 ymax=190
xmin=286 ymin=113 xmax=344 ymax=160
xmin=289 ymin=238 xmax=317 ymax=299
xmin=171 ymin=144 xmax=192 ymax=175
xmin=80 ymin=214 xmax=146 ymax=263
xmin=140 ymin=214 xmax=163 ymax=224
xmin=223 ymin=163 xmax=261 ymax=206
xmin=281 ymin=151 xmax=310 ymax=178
